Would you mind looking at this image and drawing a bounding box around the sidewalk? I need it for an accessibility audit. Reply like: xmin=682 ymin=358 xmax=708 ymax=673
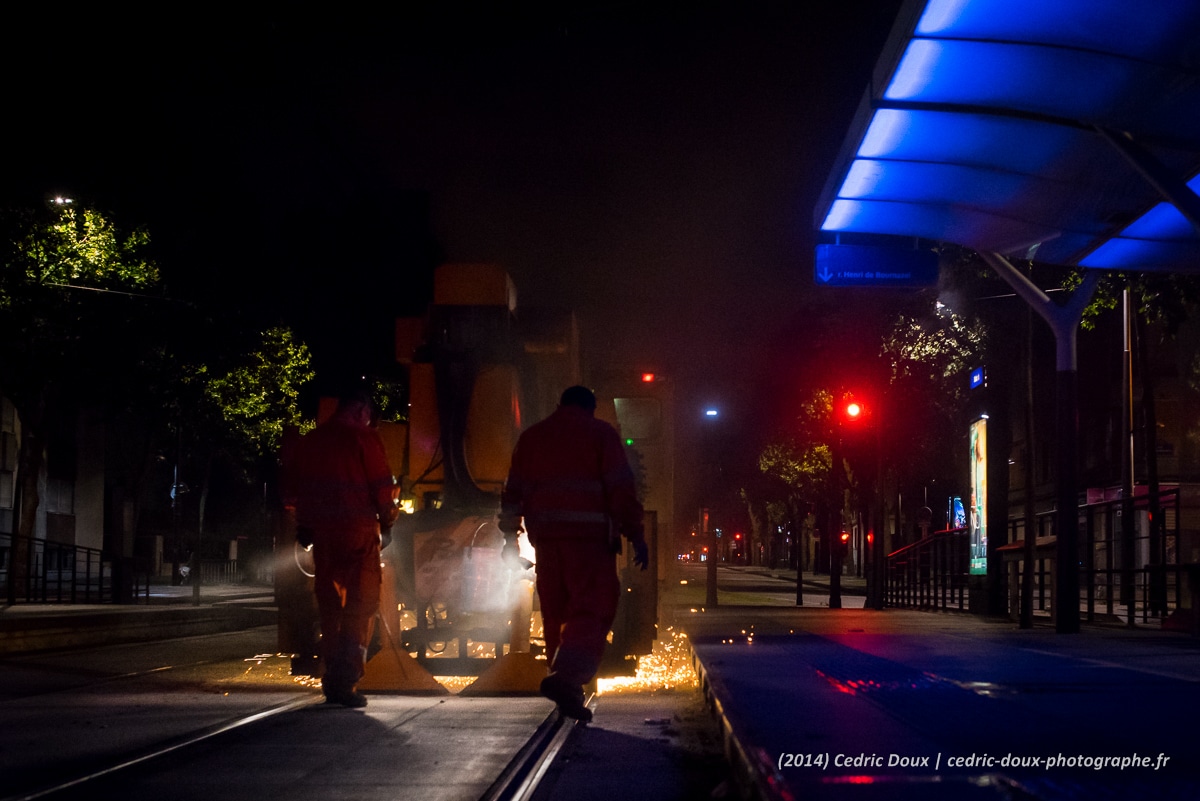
xmin=678 ymin=576 xmax=1200 ymax=800
xmin=735 ymin=564 xmax=869 ymax=597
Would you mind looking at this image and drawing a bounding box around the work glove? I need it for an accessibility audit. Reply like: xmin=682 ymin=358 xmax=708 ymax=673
xmin=296 ymin=526 xmax=314 ymax=549
xmin=631 ymin=538 xmax=649 ymax=571
xmin=502 ymin=540 xmax=535 ymax=571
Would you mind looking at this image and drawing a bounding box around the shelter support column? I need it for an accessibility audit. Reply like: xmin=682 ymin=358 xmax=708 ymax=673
xmin=978 ymin=252 xmax=1099 ymax=634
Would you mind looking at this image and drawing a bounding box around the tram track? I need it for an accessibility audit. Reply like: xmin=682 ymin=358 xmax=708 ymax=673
xmin=4 ymin=692 xmax=576 ymax=801
xmin=0 ymin=652 xmax=279 ymax=700
xmin=3 ymin=641 xmax=578 ymax=801
xmin=0 ymin=627 xmax=288 ymax=696
xmin=0 ymin=628 xmax=318 ymax=801
xmin=2 ymin=695 xmax=323 ymax=801
xmin=478 ymin=694 xmax=593 ymax=801
xmin=1 ymin=626 xmax=587 ymax=801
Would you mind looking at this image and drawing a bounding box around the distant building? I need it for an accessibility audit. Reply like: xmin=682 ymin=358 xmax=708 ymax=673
xmin=0 ymin=394 xmax=107 ymax=592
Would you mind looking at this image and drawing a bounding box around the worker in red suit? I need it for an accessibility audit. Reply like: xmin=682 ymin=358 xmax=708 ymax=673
xmin=286 ymin=386 xmax=398 ymax=707
xmin=499 ymin=385 xmax=648 ymax=722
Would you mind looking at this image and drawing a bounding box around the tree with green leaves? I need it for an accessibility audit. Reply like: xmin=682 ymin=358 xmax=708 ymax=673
xmin=749 ymin=390 xmax=835 ymax=569
xmin=880 ymin=298 xmax=989 ymax=507
xmin=1 ymin=197 xmax=161 ymax=599
xmin=2 ymin=196 xmax=318 ymax=598
xmin=168 ymin=325 xmax=314 ymax=578
xmin=184 ymin=326 xmax=315 ymax=460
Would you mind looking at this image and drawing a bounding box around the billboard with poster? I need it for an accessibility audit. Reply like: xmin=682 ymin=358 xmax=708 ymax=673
xmin=949 ymin=496 xmax=966 ymax=530
xmin=969 ymin=418 xmax=987 ymax=575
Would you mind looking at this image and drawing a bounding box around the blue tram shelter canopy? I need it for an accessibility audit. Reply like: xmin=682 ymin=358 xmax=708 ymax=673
xmin=815 ymin=0 xmax=1200 ymax=273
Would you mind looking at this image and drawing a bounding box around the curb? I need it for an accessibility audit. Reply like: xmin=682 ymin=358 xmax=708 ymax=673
xmin=690 ymin=639 xmax=793 ymax=801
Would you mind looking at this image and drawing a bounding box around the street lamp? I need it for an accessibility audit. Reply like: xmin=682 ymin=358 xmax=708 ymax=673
xmin=701 ymin=406 xmax=722 ymax=607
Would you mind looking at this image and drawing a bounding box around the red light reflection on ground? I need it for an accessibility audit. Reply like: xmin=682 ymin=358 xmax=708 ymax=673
xmin=824 ymin=775 xmax=880 ymax=784
xmin=813 ymin=669 xmax=934 ymax=696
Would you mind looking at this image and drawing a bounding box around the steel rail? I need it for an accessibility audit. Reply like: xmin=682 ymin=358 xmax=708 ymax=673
xmin=5 ymin=688 xmax=590 ymax=801
xmin=0 ymin=628 xmax=282 ymax=700
xmin=477 ymin=693 xmax=595 ymax=801
xmin=1 ymin=695 xmax=322 ymax=801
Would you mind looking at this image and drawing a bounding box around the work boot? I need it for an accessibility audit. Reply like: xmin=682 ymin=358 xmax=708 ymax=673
xmin=324 ymin=687 xmax=368 ymax=708
xmin=540 ymin=674 xmax=592 ymax=723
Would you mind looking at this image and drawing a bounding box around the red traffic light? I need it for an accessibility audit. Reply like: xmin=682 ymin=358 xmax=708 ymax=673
xmin=839 ymin=531 xmax=851 ymax=543
xmin=641 ymin=372 xmax=656 ymax=383
xmin=837 ymin=391 xmax=869 ymax=424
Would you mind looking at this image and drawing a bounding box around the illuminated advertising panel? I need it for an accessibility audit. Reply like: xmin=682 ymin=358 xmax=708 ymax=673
xmin=949 ymin=496 xmax=966 ymax=529
xmin=969 ymin=418 xmax=987 ymax=574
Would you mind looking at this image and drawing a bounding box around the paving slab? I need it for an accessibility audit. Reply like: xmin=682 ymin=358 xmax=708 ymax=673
xmin=682 ymin=607 xmax=1200 ymax=800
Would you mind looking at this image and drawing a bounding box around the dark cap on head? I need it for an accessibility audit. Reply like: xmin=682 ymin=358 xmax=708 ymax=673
xmin=335 ymin=379 xmax=377 ymax=419
xmin=560 ymin=385 xmax=597 ymax=411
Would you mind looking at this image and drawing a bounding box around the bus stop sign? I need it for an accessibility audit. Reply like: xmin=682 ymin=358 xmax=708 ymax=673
xmin=815 ymin=244 xmax=939 ymax=288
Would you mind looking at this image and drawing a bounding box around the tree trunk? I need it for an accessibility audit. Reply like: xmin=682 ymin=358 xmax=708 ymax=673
xmin=9 ymin=398 xmax=47 ymax=604
xmin=745 ymin=498 xmax=768 ymax=567
xmin=193 ymin=452 xmax=214 ymax=604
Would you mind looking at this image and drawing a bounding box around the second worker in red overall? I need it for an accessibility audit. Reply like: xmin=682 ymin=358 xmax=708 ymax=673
xmin=499 ymin=386 xmax=648 ymax=722
xmin=286 ymin=387 xmax=399 ymax=708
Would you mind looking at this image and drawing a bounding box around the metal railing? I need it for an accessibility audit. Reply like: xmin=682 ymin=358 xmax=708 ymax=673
xmin=885 ymin=527 xmax=970 ymax=611
xmin=1013 ymin=489 xmax=1186 ymax=625
xmin=885 ymin=490 xmax=1189 ymax=624
xmin=197 ymin=559 xmax=241 ymax=585
xmin=0 ymin=531 xmax=150 ymax=603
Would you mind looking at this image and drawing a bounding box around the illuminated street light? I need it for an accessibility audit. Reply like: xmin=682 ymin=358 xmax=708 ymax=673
xmin=700 ymin=407 xmax=722 ymax=607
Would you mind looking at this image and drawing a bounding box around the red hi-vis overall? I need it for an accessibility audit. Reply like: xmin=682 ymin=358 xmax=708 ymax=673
xmin=499 ymin=405 xmax=644 ymax=687
xmin=285 ymin=419 xmax=398 ymax=695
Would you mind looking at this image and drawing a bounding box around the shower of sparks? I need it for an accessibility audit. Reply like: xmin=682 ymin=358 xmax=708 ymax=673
xmin=434 ymin=676 xmax=478 ymax=692
xmin=596 ymin=626 xmax=698 ymax=694
xmin=222 ymin=653 xmax=323 ymax=688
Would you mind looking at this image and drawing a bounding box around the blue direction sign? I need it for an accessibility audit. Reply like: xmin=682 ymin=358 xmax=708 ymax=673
xmin=814 ymin=244 xmax=939 ymax=288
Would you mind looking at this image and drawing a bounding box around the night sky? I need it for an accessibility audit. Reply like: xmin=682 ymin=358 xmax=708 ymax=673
xmin=6 ymin=3 xmax=906 ymax=442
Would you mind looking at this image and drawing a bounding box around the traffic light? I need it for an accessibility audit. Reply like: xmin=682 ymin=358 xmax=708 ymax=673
xmin=825 ymin=529 xmax=852 ymax=564
xmin=839 ymin=392 xmax=867 ymax=423
xmin=838 ymin=530 xmax=851 ymax=556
